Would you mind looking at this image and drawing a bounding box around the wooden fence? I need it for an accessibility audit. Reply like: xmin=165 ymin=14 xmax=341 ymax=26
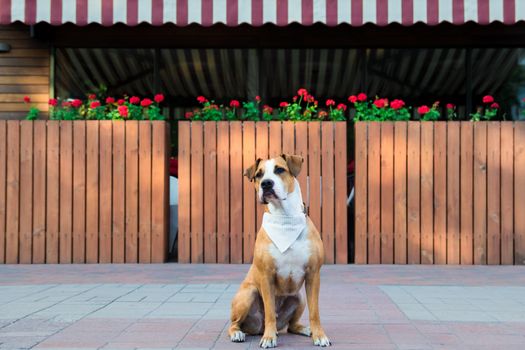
xmin=178 ymin=121 xmax=347 ymax=264
xmin=355 ymin=121 xmax=525 ymax=265
xmin=0 ymin=120 xmax=169 ymax=264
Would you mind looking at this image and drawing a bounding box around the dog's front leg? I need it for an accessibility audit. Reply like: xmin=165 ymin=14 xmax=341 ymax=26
xmin=258 ymin=273 xmax=278 ymax=348
xmin=305 ymin=268 xmax=331 ymax=347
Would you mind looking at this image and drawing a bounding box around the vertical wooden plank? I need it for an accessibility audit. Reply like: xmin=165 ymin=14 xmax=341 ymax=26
xmin=268 ymin=121 xmax=282 ymax=157
xmin=420 ymin=122 xmax=434 ymax=264
xmin=354 ymin=122 xmax=367 ymax=264
xmin=138 ymin=122 xmax=152 ymax=263
xmin=434 ymin=123 xmax=447 ymax=265
xmin=500 ymin=122 xmax=514 ymax=265
xmin=294 ymin=122 xmax=308 ymax=203
xmin=514 ymin=122 xmax=525 ymax=265
xmin=282 ymin=121 xmax=295 ymax=155
xmin=242 ymin=121 xmax=255 ymax=263
xmin=474 ymin=122 xmax=487 ymax=265
xmin=190 ymin=121 xmax=204 ymax=263
xmin=447 ymin=122 xmax=460 ymax=264
xmin=309 ymin=123 xmax=322 ymax=232
xmin=73 ymin=121 xmax=86 ymax=264
xmin=367 ymin=122 xmax=381 ymax=264
xmin=230 ymin=121 xmax=243 ymax=264
xmin=407 ymin=122 xmax=421 ymax=264
xmin=178 ymin=121 xmax=191 ymax=263
xmin=380 ymin=122 xmax=394 ymax=264
xmin=487 ymin=122 xmax=501 ymax=265
xmin=321 ymin=122 xmax=335 ymax=264
xmin=255 ymin=122 xmax=269 ymax=230
xmin=0 ymin=121 xmax=6 ymax=264
xmin=112 ymin=122 xmax=125 ymax=263
xmin=394 ymin=122 xmax=407 ymax=264
xmin=46 ymin=122 xmax=59 ymax=264
xmin=152 ymin=121 xmax=168 ymax=263
xmin=460 ymin=122 xmax=474 ymax=265
xmin=19 ymin=121 xmax=32 ymax=264
xmin=125 ymin=121 xmax=139 ymax=263
xmin=99 ymin=121 xmax=113 ymax=263
xmin=32 ymin=121 xmax=46 ymax=264
xmin=204 ymin=122 xmax=217 ymax=263
xmin=86 ymin=122 xmax=99 ymax=263
xmin=217 ymin=122 xmax=230 ymax=263
xmin=6 ymin=121 xmax=20 ymax=264
xmin=334 ymin=122 xmax=347 ymax=264
xmin=59 ymin=121 xmax=73 ymax=264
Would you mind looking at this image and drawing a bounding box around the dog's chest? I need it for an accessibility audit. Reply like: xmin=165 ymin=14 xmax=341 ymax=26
xmin=268 ymin=231 xmax=311 ymax=284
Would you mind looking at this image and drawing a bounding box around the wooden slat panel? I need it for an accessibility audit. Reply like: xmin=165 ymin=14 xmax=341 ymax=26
xmin=85 ymin=122 xmax=99 ymax=263
xmin=433 ymin=123 xmax=447 ymax=265
xmin=420 ymin=122 xmax=434 ymax=264
xmin=217 ymin=122 xmax=230 ymax=263
xmin=125 ymin=121 xmax=139 ymax=263
xmin=99 ymin=121 xmax=112 ymax=263
xmin=178 ymin=122 xmax=191 ymax=263
xmin=447 ymin=122 xmax=460 ymax=264
xmin=5 ymin=121 xmax=19 ymax=264
xmin=72 ymin=121 xmax=86 ymax=264
xmin=32 ymin=121 xmax=46 ymax=264
xmin=0 ymin=121 xmax=6 ymax=263
xmin=394 ymin=122 xmax=407 ymax=264
xmin=268 ymin=121 xmax=282 ymax=157
xmin=367 ymin=122 xmax=381 ymax=264
xmin=295 ymin=122 xmax=308 ymax=202
xmin=255 ymin=122 xmax=268 ymax=230
xmin=474 ymin=123 xmax=487 ymax=265
xmin=308 ymin=123 xmax=322 ymax=232
xmin=46 ymin=122 xmax=59 ymax=264
xmin=190 ymin=122 xmax=204 ymax=263
xmin=138 ymin=122 xmax=152 ymax=263
xmin=500 ymin=123 xmax=514 ymax=265
xmin=321 ymin=122 xmax=335 ymax=264
xmin=407 ymin=122 xmax=421 ymax=264
xmin=151 ymin=122 xmax=168 ymax=263
xmin=334 ymin=122 xmax=347 ymax=264
xmin=354 ymin=122 xmax=367 ymax=264
xmin=515 ymin=122 xmax=525 ymax=265
xmin=242 ymin=121 xmax=256 ymax=263
xmin=487 ymin=122 xmax=501 ymax=265
xmin=380 ymin=122 xmax=394 ymax=264
xmin=282 ymin=121 xmax=295 ymax=155
xmin=230 ymin=122 xmax=243 ymax=264
xmin=112 ymin=122 xmax=125 ymax=263
xmin=460 ymin=122 xmax=474 ymax=265
xmin=59 ymin=121 xmax=73 ymax=264
xmin=19 ymin=121 xmax=32 ymax=264
xmin=204 ymin=122 xmax=217 ymax=263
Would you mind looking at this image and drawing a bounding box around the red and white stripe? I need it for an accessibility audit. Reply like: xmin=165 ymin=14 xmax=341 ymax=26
xmin=0 ymin=0 xmax=523 ymax=26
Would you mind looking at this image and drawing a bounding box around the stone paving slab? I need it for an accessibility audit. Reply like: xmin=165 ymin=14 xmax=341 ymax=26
xmin=0 ymin=265 xmax=524 ymax=349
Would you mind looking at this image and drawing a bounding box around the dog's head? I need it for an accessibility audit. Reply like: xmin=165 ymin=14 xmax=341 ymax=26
xmin=244 ymin=154 xmax=304 ymax=204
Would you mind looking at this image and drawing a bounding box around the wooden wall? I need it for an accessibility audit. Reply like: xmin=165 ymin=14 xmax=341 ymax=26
xmin=0 ymin=25 xmax=49 ymax=119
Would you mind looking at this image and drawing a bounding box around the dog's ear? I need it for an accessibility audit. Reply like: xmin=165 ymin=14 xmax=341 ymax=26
xmin=244 ymin=158 xmax=262 ymax=182
xmin=281 ymin=154 xmax=304 ymax=177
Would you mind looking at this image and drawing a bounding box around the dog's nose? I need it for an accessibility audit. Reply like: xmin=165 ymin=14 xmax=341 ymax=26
xmin=261 ymin=179 xmax=274 ymax=190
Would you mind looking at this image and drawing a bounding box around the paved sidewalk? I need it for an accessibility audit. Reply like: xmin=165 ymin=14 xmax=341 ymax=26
xmin=0 ymin=265 xmax=524 ymax=350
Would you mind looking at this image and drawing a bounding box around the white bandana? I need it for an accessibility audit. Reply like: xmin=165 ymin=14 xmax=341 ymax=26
xmin=262 ymin=213 xmax=307 ymax=253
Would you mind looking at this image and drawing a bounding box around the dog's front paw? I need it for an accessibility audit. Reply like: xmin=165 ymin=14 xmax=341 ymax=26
xmin=259 ymin=333 xmax=277 ymax=348
xmin=313 ymin=334 xmax=331 ymax=347
xmin=230 ymin=330 xmax=246 ymax=342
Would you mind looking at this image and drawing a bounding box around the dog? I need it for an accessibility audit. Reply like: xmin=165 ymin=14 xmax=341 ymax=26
xmin=228 ymin=154 xmax=331 ymax=348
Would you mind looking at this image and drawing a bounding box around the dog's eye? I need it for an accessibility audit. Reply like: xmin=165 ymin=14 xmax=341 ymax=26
xmin=274 ymin=167 xmax=285 ymax=174
xmin=255 ymin=171 xmax=263 ymax=178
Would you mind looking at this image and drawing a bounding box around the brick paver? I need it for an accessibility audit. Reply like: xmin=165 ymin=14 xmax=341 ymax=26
xmin=0 ymin=265 xmax=524 ymax=349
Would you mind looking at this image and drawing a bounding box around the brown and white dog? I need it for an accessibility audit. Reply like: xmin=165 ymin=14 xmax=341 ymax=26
xmin=228 ymin=154 xmax=330 ymax=348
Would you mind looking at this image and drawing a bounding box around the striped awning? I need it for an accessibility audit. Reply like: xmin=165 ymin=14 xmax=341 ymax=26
xmin=0 ymin=0 xmax=523 ymax=27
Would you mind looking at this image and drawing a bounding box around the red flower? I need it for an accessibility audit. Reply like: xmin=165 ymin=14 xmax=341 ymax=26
xmin=293 ymin=96 xmax=298 ymax=102
xmin=230 ymin=100 xmax=240 ymax=108
xmin=263 ymin=105 xmax=273 ymax=114
xmin=390 ymin=99 xmax=405 ymax=110
xmin=106 ymin=97 xmax=115 ymax=104
xmin=491 ymin=102 xmax=500 ymax=109
xmin=326 ymin=99 xmax=336 ymax=107
xmin=357 ymin=93 xmax=367 ymax=102
xmin=130 ymin=96 xmax=140 ymax=105
xmin=117 ymin=99 xmax=125 ymax=105
xmin=48 ymin=98 xmax=58 ymax=107
xmin=197 ymin=96 xmax=207 ymax=104
xmin=23 ymin=96 xmax=31 ymax=103
xmin=141 ymin=98 xmax=153 ymax=107
xmin=71 ymin=99 xmax=82 ymax=108
xmin=482 ymin=95 xmax=494 ymax=104
xmin=373 ymin=98 xmax=388 ymax=108
xmin=185 ymin=111 xmax=193 ymax=119
xmin=118 ymin=105 xmax=129 ymax=118
xmin=279 ymin=102 xmax=289 ymax=108
xmin=62 ymin=101 xmax=71 ymax=108
xmin=446 ymin=103 xmax=455 ymax=109
xmin=154 ymin=93 xmax=165 ymax=103
xmin=255 ymin=96 xmax=261 ymax=102
xmin=90 ymin=101 xmax=101 ymax=109
xmin=348 ymin=95 xmax=357 ymax=103
xmin=418 ymin=105 xmax=430 ymax=115
xmin=336 ymin=103 xmax=347 ymax=111
xmin=297 ymin=88 xmax=308 ymax=97
xmin=88 ymin=94 xmax=96 ymax=100
xmin=306 ymin=94 xmax=315 ymax=103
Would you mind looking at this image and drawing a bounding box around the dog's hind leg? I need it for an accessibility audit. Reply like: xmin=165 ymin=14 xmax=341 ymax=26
xmin=287 ymin=292 xmax=311 ymax=337
xmin=229 ymin=282 xmax=258 ymax=342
